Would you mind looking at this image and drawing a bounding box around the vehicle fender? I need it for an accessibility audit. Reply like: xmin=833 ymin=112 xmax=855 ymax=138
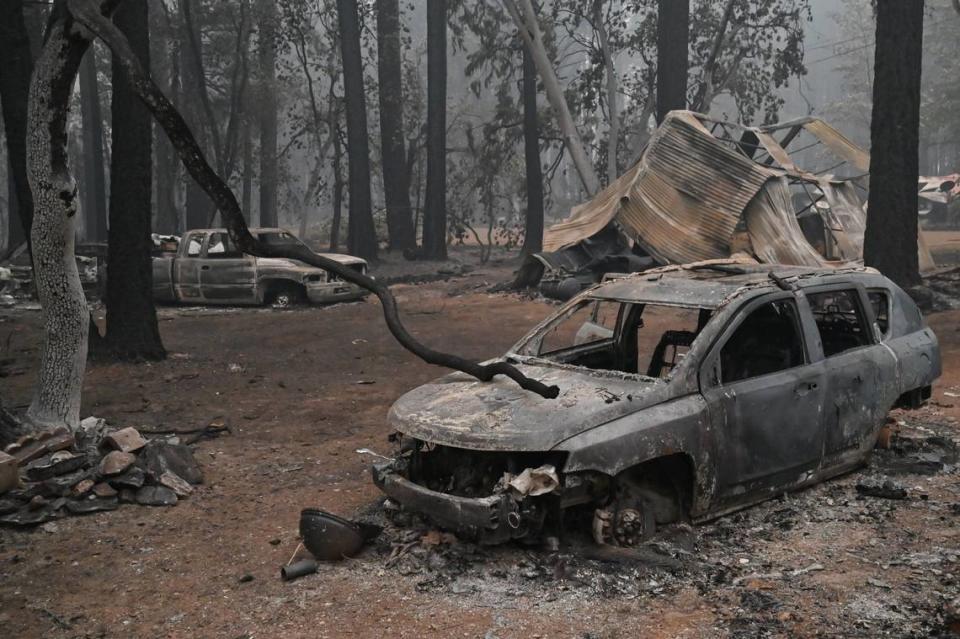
xmin=554 ymin=394 xmax=715 ymax=514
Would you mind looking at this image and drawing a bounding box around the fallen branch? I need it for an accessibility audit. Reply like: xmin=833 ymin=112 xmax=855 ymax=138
xmin=68 ymin=0 xmax=558 ymax=400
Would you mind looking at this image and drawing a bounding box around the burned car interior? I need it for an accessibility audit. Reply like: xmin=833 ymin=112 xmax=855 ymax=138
xmin=525 ymin=298 xmax=712 ymax=380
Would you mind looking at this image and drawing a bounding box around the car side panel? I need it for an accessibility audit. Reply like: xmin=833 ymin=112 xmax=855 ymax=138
xmin=556 ymin=394 xmax=717 ymax=516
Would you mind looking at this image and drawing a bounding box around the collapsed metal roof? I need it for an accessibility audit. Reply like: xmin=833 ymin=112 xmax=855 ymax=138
xmin=543 ymin=111 xmax=937 ymax=272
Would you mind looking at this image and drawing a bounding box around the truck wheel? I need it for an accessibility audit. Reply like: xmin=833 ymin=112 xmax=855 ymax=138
xmin=270 ymin=284 xmax=305 ymax=308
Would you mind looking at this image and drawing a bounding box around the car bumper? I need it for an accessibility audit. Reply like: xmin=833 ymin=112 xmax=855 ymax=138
xmin=305 ymin=282 xmax=368 ymax=304
xmin=372 ymin=460 xmax=526 ymax=545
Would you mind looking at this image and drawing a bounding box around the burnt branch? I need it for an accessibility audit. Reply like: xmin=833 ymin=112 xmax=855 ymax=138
xmin=68 ymin=0 xmax=559 ymax=400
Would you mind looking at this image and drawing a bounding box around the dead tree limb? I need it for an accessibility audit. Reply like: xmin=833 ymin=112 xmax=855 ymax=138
xmin=69 ymin=0 xmax=559 ymax=400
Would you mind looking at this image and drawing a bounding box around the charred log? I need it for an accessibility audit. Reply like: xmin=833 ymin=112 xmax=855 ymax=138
xmin=69 ymin=0 xmax=559 ymax=400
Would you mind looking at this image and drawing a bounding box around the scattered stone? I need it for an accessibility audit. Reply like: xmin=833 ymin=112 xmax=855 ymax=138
xmin=159 ymin=472 xmax=193 ymax=497
xmin=109 ymin=465 xmax=145 ymax=490
xmin=856 ymin=476 xmax=908 ymax=500
xmin=0 ymin=451 xmax=18 ymax=495
xmin=238 ymin=574 xmax=254 ymax=583
xmin=135 ymin=486 xmax=178 ymax=507
xmin=24 ymin=451 xmax=86 ymax=481
xmin=0 ymin=506 xmax=57 ymax=527
xmin=40 ymin=521 xmax=59 ymax=533
xmin=28 ymin=495 xmax=48 ymax=511
xmin=118 ymin=489 xmax=137 ymax=504
xmin=72 ymin=479 xmax=95 ymax=497
xmin=99 ymin=451 xmax=136 ymax=477
xmin=139 ymin=441 xmax=203 ymax=485
xmin=102 ymin=427 xmax=147 ymax=454
xmin=65 ymin=498 xmax=118 ymax=515
xmin=75 ymin=417 xmax=108 ymax=455
xmin=37 ymin=469 xmax=91 ymax=498
xmin=92 ymin=482 xmax=118 ymax=498
xmin=0 ymin=499 xmax=20 ymax=515
xmin=4 ymin=427 xmax=74 ymax=464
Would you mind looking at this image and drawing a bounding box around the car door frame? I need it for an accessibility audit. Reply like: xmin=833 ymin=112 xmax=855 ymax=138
xmin=173 ymin=231 xmax=205 ymax=303
xmin=801 ymin=281 xmax=896 ymax=468
xmin=698 ymin=289 xmax=828 ymax=510
xmin=197 ymin=231 xmax=258 ymax=304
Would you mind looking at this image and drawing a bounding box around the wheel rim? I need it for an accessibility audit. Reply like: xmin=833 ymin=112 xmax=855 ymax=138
xmin=274 ymin=293 xmax=292 ymax=307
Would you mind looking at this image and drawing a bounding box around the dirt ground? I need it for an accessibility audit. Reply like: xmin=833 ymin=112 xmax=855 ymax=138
xmin=1 ymin=262 xmax=959 ymax=638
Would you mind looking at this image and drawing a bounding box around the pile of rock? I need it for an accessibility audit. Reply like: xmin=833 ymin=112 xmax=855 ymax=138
xmin=0 ymin=418 xmax=203 ymax=526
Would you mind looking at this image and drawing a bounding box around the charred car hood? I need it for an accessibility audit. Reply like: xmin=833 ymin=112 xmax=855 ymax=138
xmin=387 ymin=361 xmax=671 ymax=451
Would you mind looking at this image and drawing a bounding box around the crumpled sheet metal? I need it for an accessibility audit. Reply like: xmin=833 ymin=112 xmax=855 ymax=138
xmin=743 ymin=177 xmax=829 ymax=267
xmin=918 ymin=174 xmax=959 ymax=205
xmin=545 ymin=112 xmax=775 ymax=264
xmin=540 ymin=110 xmax=938 ymax=273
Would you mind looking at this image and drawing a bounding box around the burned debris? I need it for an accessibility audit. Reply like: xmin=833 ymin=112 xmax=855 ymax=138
xmin=519 ymin=112 xmax=949 ymax=299
xmin=0 ymin=418 xmax=204 ymax=526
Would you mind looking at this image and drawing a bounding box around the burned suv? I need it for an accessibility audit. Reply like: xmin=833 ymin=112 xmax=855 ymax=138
xmin=373 ymin=264 xmax=940 ymax=546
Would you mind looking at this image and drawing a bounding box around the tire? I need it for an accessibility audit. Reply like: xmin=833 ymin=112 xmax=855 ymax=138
xmin=269 ymin=284 xmax=305 ymax=308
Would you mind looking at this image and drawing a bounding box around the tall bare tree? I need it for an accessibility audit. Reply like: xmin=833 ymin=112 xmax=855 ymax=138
xmin=258 ymin=0 xmax=279 ymax=227
xmin=421 ymin=0 xmax=448 ymax=259
xmin=501 ymin=0 xmax=601 ymax=195
xmin=0 ymin=0 xmax=35 ymax=254
xmin=656 ymin=0 xmax=689 ymax=122
xmin=337 ymin=0 xmax=378 ymax=259
xmin=863 ymin=0 xmax=925 ymax=287
xmin=99 ymin=0 xmax=166 ymax=361
xmin=79 ymin=51 xmax=107 ymax=242
xmin=521 ymin=45 xmax=543 ymax=255
xmin=377 ymin=0 xmax=416 ymax=252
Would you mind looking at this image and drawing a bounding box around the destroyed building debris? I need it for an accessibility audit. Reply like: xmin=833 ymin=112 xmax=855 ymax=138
xmin=374 ymin=264 xmax=940 ymax=547
xmin=521 ymin=111 xmax=948 ymax=298
xmin=0 ymin=418 xmax=205 ymax=526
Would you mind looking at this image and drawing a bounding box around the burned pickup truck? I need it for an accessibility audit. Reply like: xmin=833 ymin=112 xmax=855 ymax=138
xmin=152 ymin=228 xmax=368 ymax=306
xmin=374 ymin=264 xmax=940 ymax=545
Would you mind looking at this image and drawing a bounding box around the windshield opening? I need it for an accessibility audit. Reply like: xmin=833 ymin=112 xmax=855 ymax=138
xmin=520 ymin=298 xmax=712 ymax=379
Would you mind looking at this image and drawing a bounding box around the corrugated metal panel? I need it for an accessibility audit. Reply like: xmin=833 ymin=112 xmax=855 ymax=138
xmin=745 ymin=178 xmax=829 ymax=267
xmin=802 ymin=120 xmax=871 ymax=173
xmin=541 ymin=162 xmax=642 ymax=253
xmin=617 ymin=113 xmax=775 ymax=264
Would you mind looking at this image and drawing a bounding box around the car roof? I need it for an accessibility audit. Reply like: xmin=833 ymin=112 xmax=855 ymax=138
xmin=586 ymin=262 xmax=879 ymax=309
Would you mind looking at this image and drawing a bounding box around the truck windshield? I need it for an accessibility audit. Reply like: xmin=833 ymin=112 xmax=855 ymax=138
xmin=254 ymin=232 xmax=308 ymax=250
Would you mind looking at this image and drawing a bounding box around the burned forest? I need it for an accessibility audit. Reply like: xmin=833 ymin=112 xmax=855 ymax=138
xmin=2 ymin=0 xmax=960 ymax=637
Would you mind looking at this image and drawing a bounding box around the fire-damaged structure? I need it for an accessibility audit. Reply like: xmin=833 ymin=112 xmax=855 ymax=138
xmin=519 ymin=111 xmax=941 ymax=298
xmin=374 ymin=264 xmax=940 ymax=545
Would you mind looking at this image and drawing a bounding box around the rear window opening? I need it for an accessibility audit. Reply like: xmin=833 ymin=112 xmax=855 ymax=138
xmin=529 ymin=299 xmax=712 ymax=379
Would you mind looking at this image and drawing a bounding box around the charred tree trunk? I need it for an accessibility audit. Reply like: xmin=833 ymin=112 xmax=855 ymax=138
xmin=79 ymin=50 xmax=107 ymax=242
xmin=241 ymin=112 xmax=253 ymax=219
xmin=656 ymin=0 xmax=689 ymax=123
xmin=26 ymin=1 xmax=95 ymax=430
xmin=0 ymin=0 xmax=35 ymax=254
xmin=150 ymin=0 xmax=179 ymax=234
xmin=337 ymin=0 xmax=378 ymax=260
xmin=521 ymin=45 xmax=543 ymax=256
xmin=258 ymin=0 xmax=279 ymax=228
xmin=179 ymin=0 xmax=212 ymax=230
xmin=330 ymin=107 xmax=345 ymax=252
xmin=100 ymin=0 xmax=165 ymax=362
xmin=863 ymin=0 xmax=924 ymax=288
xmin=377 ymin=0 xmax=416 ymax=252
xmin=421 ymin=0 xmax=448 ymax=260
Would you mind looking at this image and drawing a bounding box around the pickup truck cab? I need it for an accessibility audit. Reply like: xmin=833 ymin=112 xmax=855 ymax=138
xmin=152 ymin=228 xmax=368 ymax=306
